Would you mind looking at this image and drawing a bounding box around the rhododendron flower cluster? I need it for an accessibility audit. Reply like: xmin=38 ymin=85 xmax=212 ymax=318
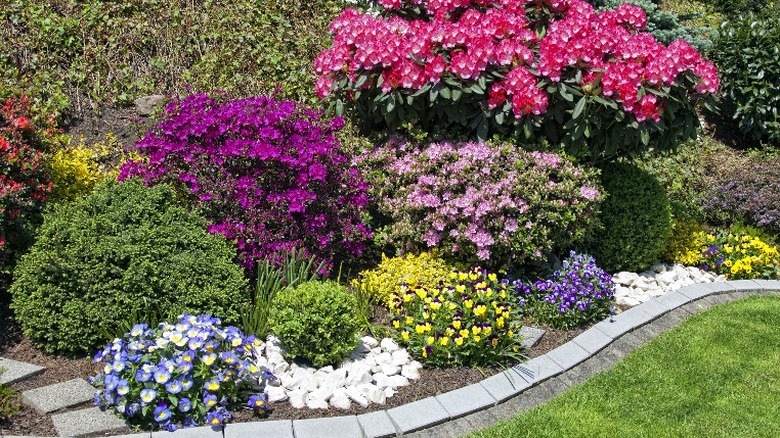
xmin=1 ymin=95 xmax=53 ymax=265
xmin=356 ymin=139 xmax=602 ymax=268
xmin=119 ymin=93 xmax=371 ymax=273
xmin=315 ymin=0 xmax=718 ymax=157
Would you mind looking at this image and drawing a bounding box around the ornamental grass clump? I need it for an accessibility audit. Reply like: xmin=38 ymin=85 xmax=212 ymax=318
xmin=514 ymin=252 xmax=615 ymax=329
xmin=388 ymin=267 xmax=523 ymax=366
xmin=91 ymin=314 xmax=274 ymax=431
xmin=352 ymin=251 xmax=455 ymax=307
xmin=119 ymin=92 xmax=371 ymax=273
xmin=316 ymin=0 xmax=718 ymax=161
xmin=699 ymin=231 xmax=780 ymax=280
xmin=357 ymin=140 xmax=602 ymax=269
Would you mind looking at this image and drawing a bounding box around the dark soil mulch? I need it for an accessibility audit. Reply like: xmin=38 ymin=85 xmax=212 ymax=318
xmin=0 ymin=312 xmax=586 ymax=436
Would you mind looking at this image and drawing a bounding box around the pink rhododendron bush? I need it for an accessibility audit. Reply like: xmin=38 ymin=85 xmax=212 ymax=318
xmin=315 ymin=0 xmax=718 ymax=161
xmin=356 ymin=139 xmax=602 ymax=269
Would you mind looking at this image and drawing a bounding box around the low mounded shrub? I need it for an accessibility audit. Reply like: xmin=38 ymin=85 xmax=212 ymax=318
xmin=357 ymin=140 xmax=602 ymax=269
xmin=389 ymin=267 xmax=522 ymax=366
xmin=514 ymin=252 xmax=615 ymax=329
xmin=270 ymin=281 xmax=361 ymax=368
xmin=663 ymin=220 xmax=708 ymax=266
xmin=92 ymin=314 xmax=273 ymax=431
xmin=586 ymin=161 xmax=673 ymax=273
xmin=352 ymin=251 xmax=455 ymax=307
xmin=9 ymin=179 xmax=249 ymax=355
xmin=316 ymin=0 xmax=718 ymax=161
xmin=699 ymin=229 xmax=780 ymax=279
xmin=710 ymin=13 xmax=780 ymax=146
xmin=702 ymin=156 xmax=780 ymax=234
xmin=120 ymin=92 xmax=371 ymax=273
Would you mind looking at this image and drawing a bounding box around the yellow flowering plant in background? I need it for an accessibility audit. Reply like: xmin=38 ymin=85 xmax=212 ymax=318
xmin=388 ymin=266 xmax=523 ymax=367
xmin=47 ymin=133 xmax=135 ymax=201
xmin=352 ymin=251 xmax=454 ymax=308
xmin=700 ymin=230 xmax=780 ymax=280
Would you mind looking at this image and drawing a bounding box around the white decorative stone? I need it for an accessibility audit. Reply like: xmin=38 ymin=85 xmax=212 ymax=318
xmin=613 ymin=271 xmax=639 ymax=285
xmin=401 ymin=361 xmax=423 ymax=380
xmin=358 ymin=384 xmax=386 ymax=405
xmin=329 ymin=388 xmax=352 ymax=410
xmin=267 ymin=385 xmax=288 ymax=403
xmin=384 ymin=387 xmax=396 ymax=398
xmin=305 ymin=392 xmax=329 ymax=410
xmin=322 ymin=368 xmax=347 ymax=391
xmin=375 ymin=352 xmax=393 ymax=367
xmin=346 ymin=363 xmax=373 ymax=386
xmin=380 ymin=338 xmax=400 ymax=352
xmin=651 ymin=262 xmax=667 ymax=273
xmin=391 ymin=349 xmax=411 ymax=367
xmin=362 ymin=336 xmax=379 ymax=348
xmin=656 ymin=270 xmax=679 ymax=285
xmin=345 ymin=385 xmax=370 ymax=408
xmin=380 ymin=363 xmax=401 ymax=376
xmin=288 ymin=389 xmax=307 ymax=409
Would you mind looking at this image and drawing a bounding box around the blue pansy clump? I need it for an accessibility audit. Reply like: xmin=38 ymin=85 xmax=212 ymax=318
xmin=91 ymin=314 xmax=275 ymax=431
xmin=514 ymin=251 xmax=616 ymax=329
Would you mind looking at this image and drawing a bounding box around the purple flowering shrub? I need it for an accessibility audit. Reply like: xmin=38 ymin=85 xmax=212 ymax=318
xmin=702 ymin=157 xmax=780 ymax=234
xmin=119 ymin=92 xmax=371 ymax=272
xmin=91 ymin=314 xmax=275 ymax=431
xmin=513 ymin=252 xmax=615 ymax=329
xmin=356 ymin=140 xmax=602 ymax=268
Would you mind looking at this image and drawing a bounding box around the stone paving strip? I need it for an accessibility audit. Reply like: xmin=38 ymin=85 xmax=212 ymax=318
xmin=5 ymin=279 xmax=779 ymax=437
xmin=22 ymin=378 xmax=97 ymax=413
xmin=0 ymin=357 xmax=45 ymax=385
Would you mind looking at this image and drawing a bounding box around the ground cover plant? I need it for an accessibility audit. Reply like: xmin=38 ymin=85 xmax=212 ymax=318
xmin=469 ymin=296 xmax=780 ymax=437
xmin=316 ymin=0 xmax=718 ymax=161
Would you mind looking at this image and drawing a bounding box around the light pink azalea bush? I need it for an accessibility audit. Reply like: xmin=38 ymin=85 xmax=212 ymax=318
xmin=315 ymin=0 xmax=718 ymax=161
xmin=357 ymin=139 xmax=602 ymax=268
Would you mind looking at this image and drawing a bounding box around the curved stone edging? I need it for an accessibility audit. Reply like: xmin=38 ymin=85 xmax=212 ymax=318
xmin=7 ymin=279 xmax=780 ymax=438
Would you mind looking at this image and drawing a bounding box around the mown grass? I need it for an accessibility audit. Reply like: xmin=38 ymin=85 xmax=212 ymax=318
xmin=470 ymin=296 xmax=780 ymax=438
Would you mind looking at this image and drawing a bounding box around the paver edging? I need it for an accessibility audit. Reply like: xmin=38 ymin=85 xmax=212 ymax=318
xmin=6 ymin=282 xmax=779 ymax=438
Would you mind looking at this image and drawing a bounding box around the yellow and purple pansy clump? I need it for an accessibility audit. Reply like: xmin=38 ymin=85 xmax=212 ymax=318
xmin=389 ymin=266 xmax=523 ymax=367
xmin=91 ymin=314 xmax=275 ymax=431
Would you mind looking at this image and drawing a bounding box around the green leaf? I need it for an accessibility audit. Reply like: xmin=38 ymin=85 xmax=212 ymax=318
xmin=440 ymin=87 xmax=451 ymax=99
xmin=335 ymin=99 xmax=344 ymax=116
xmin=451 ymin=88 xmax=462 ymax=101
xmin=572 ymin=97 xmax=586 ymax=119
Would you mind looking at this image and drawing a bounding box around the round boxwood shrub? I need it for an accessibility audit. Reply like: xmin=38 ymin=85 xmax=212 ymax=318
xmin=585 ymin=162 xmax=673 ymax=273
xmin=9 ymin=179 xmax=249 ymax=355
xmin=270 ymin=280 xmax=360 ymax=368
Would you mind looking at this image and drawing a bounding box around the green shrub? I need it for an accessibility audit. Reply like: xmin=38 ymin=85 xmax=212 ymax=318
xmin=710 ymin=13 xmax=780 ymax=147
xmin=585 ymin=162 xmax=673 ymax=272
xmin=587 ymin=0 xmax=716 ymax=51
xmin=9 ymin=179 xmax=249 ymax=355
xmin=271 ymin=281 xmax=360 ymax=368
xmin=707 ymin=0 xmax=777 ymax=17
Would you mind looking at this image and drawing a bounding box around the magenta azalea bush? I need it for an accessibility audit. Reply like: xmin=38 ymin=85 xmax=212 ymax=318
xmin=119 ymin=93 xmax=372 ymax=273
xmin=357 ymin=140 xmax=602 ymax=268
xmin=315 ymin=0 xmax=719 ymax=161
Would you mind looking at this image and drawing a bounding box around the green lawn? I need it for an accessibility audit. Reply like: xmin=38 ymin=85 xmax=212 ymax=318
xmin=470 ymin=296 xmax=780 ymax=438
